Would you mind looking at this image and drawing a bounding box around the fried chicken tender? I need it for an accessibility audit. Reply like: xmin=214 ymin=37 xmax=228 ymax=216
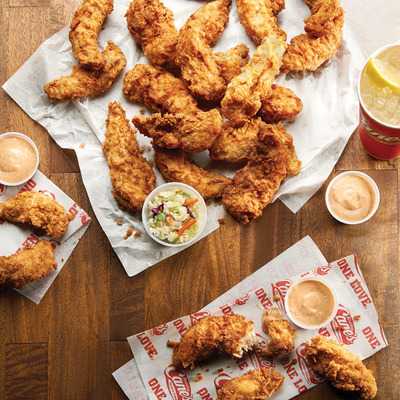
xmin=211 ymin=120 xmax=301 ymax=176
xmin=0 ymin=192 xmax=72 ymax=239
xmin=304 ymin=336 xmax=377 ymax=399
xmin=123 ymin=64 xmax=198 ymax=113
xmin=168 ymin=315 xmax=258 ymax=369
xmin=154 ymin=148 xmax=231 ymax=199
xmin=44 ymin=41 xmax=126 ymax=101
xmin=69 ymin=0 xmax=114 ymax=71
xmin=0 ymin=240 xmax=57 ymax=289
xmin=258 ymin=308 xmax=295 ymax=358
xmin=175 ymin=0 xmax=232 ymax=102
xmin=104 ymin=102 xmax=156 ymax=213
xmin=260 ymin=85 xmax=303 ymax=123
xmin=221 ymin=34 xmax=287 ymax=126
xmin=222 ymin=152 xmax=288 ymax=224
xmin=126 ymin=0 xmax=178 ymax=66
xmin=132 ymin=110 xmax=222 ymax=153
xmin=236 ymin=0 xmax=286 ymax=45
xmin=214 ymin=44 xmax=250 ymax=83
xmin=217 ymin=367 xmax=284 ymax=400
xmin=282 ymin=0 xmax=344 ymax=73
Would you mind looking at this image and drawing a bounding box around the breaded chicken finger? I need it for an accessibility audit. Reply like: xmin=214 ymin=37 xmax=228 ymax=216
xmin=69 ymin=0 xmax=114 ymax=70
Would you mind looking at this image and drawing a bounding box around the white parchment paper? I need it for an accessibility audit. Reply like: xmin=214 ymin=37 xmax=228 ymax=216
xmin=0 ymin=170 xmax=90 ymax=303
xmin=115 ymin=237 xmax=386 ymax=400
xmin=2 ymin=0 xmax=364 ymax=277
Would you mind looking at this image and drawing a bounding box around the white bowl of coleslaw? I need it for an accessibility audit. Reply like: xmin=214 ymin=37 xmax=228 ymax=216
xmin=142 ymin=182 xmax=208 ymax=247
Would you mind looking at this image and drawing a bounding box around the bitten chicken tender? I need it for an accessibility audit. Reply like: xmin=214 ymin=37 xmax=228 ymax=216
xmin=132 ymin=110 xmax=222 ymax=153
xmin=126 ymin=0 xmax=178 ymax=66
xmin=104 ymin=102 xmax=156 ymax=213
xmin=236 ymin=0 xmax=286 ymax=45
xmin=69 ymin=0 xmax=114 ymax=70
xmin=260 ymin=85 xmax=303 ymax=123
xmin=259 ymin=308 xmax=296 ymax=357
xmin=217 ymin=367 xmax=284 ymax=400
xmin=221 ymin=34 xmax=287 ymax=126
xmin=304 ymin=336 xmax=377 ymax=399
xmin=282 ymin=0 xmax=344 ymax=73
xmin=222 ymin=153 xmax=288 ymax=224
xmin=154 ymin=148 xmax=231 ymax=199
xmin=0 ymin=240 xmax=57 ymax=289
xmin=175 ymin=0 xmax=231 ymax=102
xmin=211 ymin=120 xmax=301 ymax=176
xmin=44 ymin=41 xmax=126 ymax=101
xmin=123 ymin=64 xmax=198 ymax=113
xmin=168 ymin=315 xmax=258 ymax=369
xmin=0 ymin=192 xmax=72 ymax=239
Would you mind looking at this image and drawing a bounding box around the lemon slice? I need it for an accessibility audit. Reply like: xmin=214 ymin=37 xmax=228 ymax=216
xmin=365 ymin=57 xmax=400 ymax=95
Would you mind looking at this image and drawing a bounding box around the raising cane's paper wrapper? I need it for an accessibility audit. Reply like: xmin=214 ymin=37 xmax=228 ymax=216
xmin=0 ymin=170 xmax=90 ymax=304
xmin=114 ymin=238 xmax=387 ymax=400
xmin=3 ymin=0 xmax=365 ymax=277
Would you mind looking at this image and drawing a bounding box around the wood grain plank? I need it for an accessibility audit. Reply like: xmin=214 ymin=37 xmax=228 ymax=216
xmin=47 ymin=173 xmax=111 ymax=400
xmin=5 ymin=343 xmax=48 ymax=400
xmin=111 ymin=342 xmax=131 ymax=400
xmin=9 ymin=0 xmax=50 ymax=6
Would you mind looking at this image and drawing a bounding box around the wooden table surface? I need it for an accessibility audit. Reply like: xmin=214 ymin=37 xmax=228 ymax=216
xmin=0 ymin=1 xmax=399 ymax=399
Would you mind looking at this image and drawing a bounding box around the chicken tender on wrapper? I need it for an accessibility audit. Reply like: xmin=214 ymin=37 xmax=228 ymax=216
xmin=168 ymin=315 xmax=259 ymax=369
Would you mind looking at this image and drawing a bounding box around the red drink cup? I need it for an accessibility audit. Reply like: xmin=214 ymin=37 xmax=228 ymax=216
xmin=357 ymin=43 xmax=400 ymax=160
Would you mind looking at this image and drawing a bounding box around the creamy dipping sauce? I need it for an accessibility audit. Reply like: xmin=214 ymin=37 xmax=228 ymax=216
xmin=0 ymin=135 xmax=38 ymax=184
xmin=287 ymin=280 xmax=335 ymax=327
xmin=329 ymin=175 xmax=375 ymax=222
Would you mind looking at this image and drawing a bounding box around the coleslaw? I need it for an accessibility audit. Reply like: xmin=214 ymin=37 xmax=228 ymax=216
xmin=146 ymin=189 xmax=201 ymax=244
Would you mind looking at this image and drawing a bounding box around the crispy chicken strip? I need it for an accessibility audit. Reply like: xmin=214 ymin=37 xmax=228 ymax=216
xmin=259 ymin=85 xmax=303 ymax=123
xmin=104 ymin=102 xmax=156 ymax=212
xmin=282 ymin=1 xmax=344 ymax=73
xmin=69 ymin=0 xmax=113 ymax=70
xmin=168 ymin=315 xmax=258 ymax=369
xmin=132 ymin=110 xmax=222 ymax=153
xmin=126 ymin=0 xmax=178 ymax=66
xmin=123 ymin=64 xmax=198 ymax=113
xmin=221 ymin=34 xmax=287 ymax=126
xmin=211 ymin=120 xmax=301 ymax=176
xmin=217 ymin=367 xmax=284 ymax=400
xmin=154 ymin=148 xmax=231 ymax=199
xmin=258 ymin=308 xmax=296 ymax=357
xmin=0 ymin=240 xmax=57 ymax=289
xmin=0 ymin=192 xmax=72 ymax=239
xmin=236 ymin=0 xmax=286 ymax=45
xmin=44 ymin=41 xmax=126 ymax=101
xmin=222 ymin=152 xmax=288 ymax=224
xmin=175 ymin=0 xmax=232 ymax=102
xmin=304 ymin=336 xmax=377 ymax=400
xmin=214 ymin=44 xmax=250 ymax=83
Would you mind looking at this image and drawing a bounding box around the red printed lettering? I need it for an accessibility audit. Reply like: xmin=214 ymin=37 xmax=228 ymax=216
xmin=197 ymin=388 xmax=212 ymax=400
xmin=173 ymin=319 xmax=187 ymax=336
xmin=362 ymin=327 xmax=381 ymax=350
xmin=338 ymin=258 xmax=354 ymax=280
xmin=350 ymin=280 xmax=372 ymax=307
xmin=255 ymin=288 xmax=273 ymax=309
xmin=137 ymin=333 xmax=158 ymax=359
xmin=149 ymin=378 xmax=167 ymax=399
xmin=220 ymin=304 xmax=233 ymax=315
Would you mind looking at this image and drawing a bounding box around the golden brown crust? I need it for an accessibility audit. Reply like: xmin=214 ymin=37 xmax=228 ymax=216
xmin=126 ymin=0 xmax=178 ymax=66
xmin=154 ymin=148 xmax=231 ymax=199
xmin=259 ymin=308 xmax=296 ymax=357
xmin=170 ymin=315 xmax=256 ymax=369
xmin=69 ymin=0 xmax=113 ymax=70
xmin=44 ymin=41 xmax=126 ymax=101
xmin=214 ymin=44 xmax=250 ymax=84
xmin=103 ymin=102 xmax=156 ymax=213
xmin=259 ymin=85 xmax=303 ymax=123
xmin=132 ymin=110 xmax=223 ymax=153
xmin=236 ymin=0 xmax=286 ymax=45
xmin=217 ymin=367 xmax=284 ymax=400
xmin=0 ymin=192 xmax=72 ymax=239
xmin=123 ymin=64 xmax=198 ymax=114
xmin=304 ymin=336 xmax=377 ymax=399
xmin=221 ymin=34 xmax=287 ymax=126
xmin=0 ymin=240 xmax=57 ymax=289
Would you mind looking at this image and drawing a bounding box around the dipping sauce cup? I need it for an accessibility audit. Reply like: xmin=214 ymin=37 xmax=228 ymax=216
xmin=0 ymin=132 xmax=40 ymax=186
xmin=358 ymin=42 xmax=400 ymax=160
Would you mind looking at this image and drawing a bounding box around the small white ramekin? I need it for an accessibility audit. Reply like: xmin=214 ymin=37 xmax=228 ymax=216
xmin=0 ymin=132 xmax=40 ymax=186
xmin=325 ymin=171 xmax=380 ymax=225
xmin=142 ymin=182 xmax=208 ymax=248
xmin=284 ymin=278 xmax=337 ymax=330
